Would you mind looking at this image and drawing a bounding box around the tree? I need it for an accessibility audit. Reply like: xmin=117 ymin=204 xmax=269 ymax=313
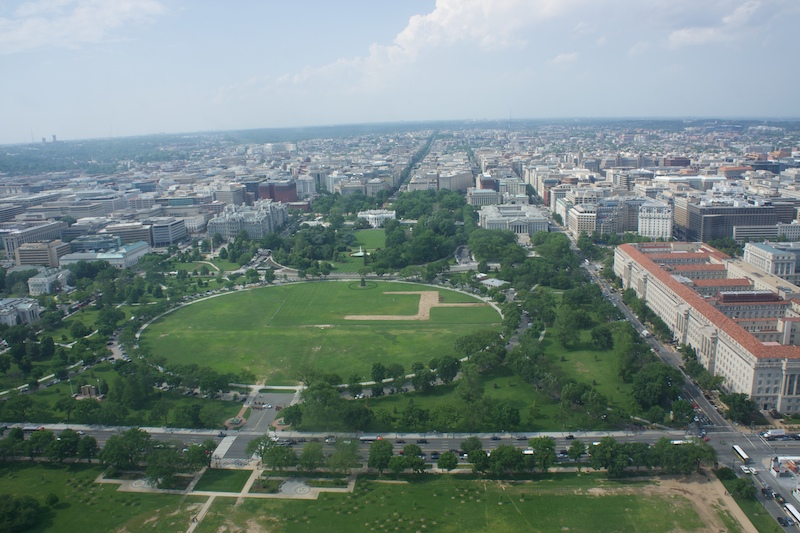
xmin=246 ymin=434 xmax=275 ymax=463
xmin=671 ymin=399 xmax=695 ymax=427
xmin=347 ymin=374 xmax=363 ymax=398
xmin=388 ymin=455 xmax=406 ymax=478
xmin=461 ymin=436 xmax=483 ymax=455
xmin=721 ymin=393 xmax=757 ymax=424
xmin=436 ymin=355 xmax=459 ymax=384
xmin=77 ymin=435 xmax=99 ymax=463
xmin=371 ymin=362 xmax=387 ymax=384
xmin=99 ymin=427 xmax=152 ymax=471
xmin=45 ymin=493 xmax=59 ymax=507
xmin=468 ymin=449 xmax=489 ymax=473
xmin=489 ymin=444 xmax=524 ymax=475
xmin=328 ymin=439 xmax=360 ymax=474
xmin=437 ymin=451 xmax=458 ymax=472
xmin=730 ymin=477 xmax=757 ymax=499
xmin=146 ymin=447 xmax=183 ymax=488
xmin=263 ymin=445 xmax=297 ymax=471
xmin=368 ymin=439 xmax=393 ymax=473
xmin=0 ymin=494 xmax=41 ymax=532
xmin=590 ymin=325 xmax=614 ymax=351
xmin=528 ymin=436 xmax=556 ymax=473
xmin=298 ymin=441 xmax=325 ymax=472
xmin=568 ymin=440 xmax=586 ymax=471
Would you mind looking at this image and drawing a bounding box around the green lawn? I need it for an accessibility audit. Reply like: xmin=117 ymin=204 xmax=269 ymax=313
xmin=543 ymin=329 xmax=632 ymax=407
xmin=356 ymin=366 xmax=610 ymax=433
xmin=0 ymin=462 xmax=203 ymax=533
xmin=719 ymin=478 xmax=782 ymax=533
xmin=210 ymin=258 xmax=240 ymax=272
xmin=193 ymin=469 xmax=251 ymax=492
xmin=353 ymin=229 xmax=386 ymax=249
xmin=142 ymin=282 xmax=500 ymax=385
xmin=195 ymin=474 xmax=707 ymax=533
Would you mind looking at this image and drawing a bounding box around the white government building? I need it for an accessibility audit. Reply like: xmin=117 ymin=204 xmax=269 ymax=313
xmin=615 ymin=242 xmax=800 ymax=413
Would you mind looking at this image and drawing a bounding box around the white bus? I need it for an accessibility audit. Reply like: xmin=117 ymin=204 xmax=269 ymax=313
xmin=785 ymin=503 xmax=800 ymax=525
xmin=732 ymin=444 xmax=750 ymax=464
xmin=359 ymin=434 xmax=382 ymax=443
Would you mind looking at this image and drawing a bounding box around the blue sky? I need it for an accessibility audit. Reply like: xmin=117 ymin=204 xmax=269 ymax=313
xmin=1 ymin=0 xmax=798 ymax=144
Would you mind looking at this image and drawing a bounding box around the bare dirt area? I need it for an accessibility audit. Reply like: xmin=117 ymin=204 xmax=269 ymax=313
xmin=344 ymin=291 xmax=486 ymax=321
xmin=581 ymin=475 xmax=758 ymax=533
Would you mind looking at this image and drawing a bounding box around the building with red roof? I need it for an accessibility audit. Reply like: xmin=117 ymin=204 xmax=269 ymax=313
xmin=615 ymin=242 xmax=800 ymax=413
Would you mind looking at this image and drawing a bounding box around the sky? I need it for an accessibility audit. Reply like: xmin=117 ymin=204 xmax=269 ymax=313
xmin=1 ymin=0 xmax=799 ymax=145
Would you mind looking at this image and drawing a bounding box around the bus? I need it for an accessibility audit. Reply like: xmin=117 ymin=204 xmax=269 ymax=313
xmin=785 ymin=503 xmax=800 ymax=525
xmin=732 ymin=444 xmax=750 ymax=464
xmin=359 ymin=434 xmax=382 ymax=443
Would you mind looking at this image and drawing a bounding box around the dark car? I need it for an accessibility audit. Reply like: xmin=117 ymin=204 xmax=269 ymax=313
xmin=416 ymin=439 xmax=428 ymax=444
xmin=490 ymin=436 xmax=501 ymax=441
xmin=396 ymin=439 xmax=406 ymax=444
xmin=516 ymin=435 xmax=527 ymax=440
xmin=430 ymin=451 xmax=440 ymax=460
xmin=565 ymin=434 xmax=575 ymax=440
xmin=777 ymin=516 xmax=787 ymax=527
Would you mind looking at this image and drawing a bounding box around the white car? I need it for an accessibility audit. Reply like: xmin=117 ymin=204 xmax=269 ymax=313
xmin=740 ymin=465 xmax=752 ymax=474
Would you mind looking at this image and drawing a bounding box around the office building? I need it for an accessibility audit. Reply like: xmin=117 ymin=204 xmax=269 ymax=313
xmin=59 ymin=241 xmax=151 ymax=270
xmin=638 ymin=200 xmax=673 ymax=240
xmin=148 ymin=217 xmax=187 ymax=247
xmin=0 ymin=298 xmax=40 ymax=326
xmin=27 ymin=268 xmax=71 ymax=295
xmin=0 ymin=221 xmax=66 ymax=256
xmin=206 ymin=200 xmax=288 ymax=241
xmin=614 ymin=242 xmax=800 ymax=413
xmin=478 ymin=204 xmax=548 ymax=235
xmin=14 ymin=240 xmax=71 ymax=267
xmin=98 ymin=222 xmax=153 ymax=245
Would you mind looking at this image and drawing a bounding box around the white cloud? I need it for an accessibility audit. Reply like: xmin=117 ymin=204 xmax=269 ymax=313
xmin=627 ymin=41 xmax=650 ymax=56
xmin=272 ymin=0 xmax=588 ymax=91
xmin=549 ymin=52 xmax=578 ymax=65
xmin=0 ymin=0 xmax=165 ymax=54
xmin=668 ymin=0 xmax=760 ymax=48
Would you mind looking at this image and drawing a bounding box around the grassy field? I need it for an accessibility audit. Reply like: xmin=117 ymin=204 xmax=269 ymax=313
xmin=195 ymin=474 xmax=706 ymax=533
xmin=719 ymin=478 xmax=782 ymax=533
xmin=355 ymin=366 xmax=614 ymax=433
xmin=544 ymin=328 xmax=632 ymax=407
xmin=193 ymin=469 xmax=251 ymax=492
xmin=353 ymin=229 xmax=386 ymax=249
xmin=0 ymin=462 xmax=203 ymax=533
xmin=142 ymin=282 xmax=500 ymax=385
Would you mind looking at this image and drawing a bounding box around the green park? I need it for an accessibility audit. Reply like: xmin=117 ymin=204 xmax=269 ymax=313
xmin=141 ymin=281 xmax=500 ymax=384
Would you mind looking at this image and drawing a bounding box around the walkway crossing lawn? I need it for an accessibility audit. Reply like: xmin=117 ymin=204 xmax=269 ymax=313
xmin=194 ymin=469 xmax=251 ymax=492
xmin=142 ymin=282 xmax=499 ymax=385
xmin=0 ymin=463 xmax=204 ymax=533
xmin=194 ymin=474 xmax=707 ymax=533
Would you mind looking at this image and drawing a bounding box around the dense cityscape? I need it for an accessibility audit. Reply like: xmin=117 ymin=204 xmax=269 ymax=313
xmin=0 ymin=119 xmax=797 ymax=531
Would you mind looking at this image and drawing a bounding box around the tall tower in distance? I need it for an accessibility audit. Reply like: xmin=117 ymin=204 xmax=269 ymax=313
xmin=52 ymin=134 xmax=57 ymax=143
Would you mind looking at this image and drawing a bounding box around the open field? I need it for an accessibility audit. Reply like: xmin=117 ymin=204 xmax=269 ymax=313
xmin=0 ymin=462 xmax=203 ymax=533
xmin=194 ymin=473 xmax=744 ymax=533
xmin=142 ymin=282 xmax=499 ymax=385
xmin=353 ymin=229 xmax=386 ymax=249
xmin=544 ymin=328 xmax=633 ymax=407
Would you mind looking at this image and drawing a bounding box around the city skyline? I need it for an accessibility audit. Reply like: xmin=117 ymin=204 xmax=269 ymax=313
xmin=2 ymin=0 xmax=800 ymax=145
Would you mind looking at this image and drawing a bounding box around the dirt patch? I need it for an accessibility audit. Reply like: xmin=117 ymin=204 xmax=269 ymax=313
xmin=574 ymin=362 xmax=589 ymax=373
xmin=344 ymin=291 xmax=486 ymax=321
xmin=581 ymin=476 xmax=758 ymax=533
xmin=159 ymin=333 xmax=170 ymax=338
